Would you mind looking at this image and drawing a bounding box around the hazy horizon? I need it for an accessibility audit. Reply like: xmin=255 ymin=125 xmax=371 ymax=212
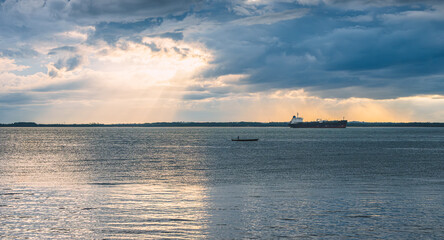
xmin=2 ymin=120 xmax=444 ymax=125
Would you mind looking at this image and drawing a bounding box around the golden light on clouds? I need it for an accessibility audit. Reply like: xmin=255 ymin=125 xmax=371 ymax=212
xmin=31 ymin=37 xmax=214 ymax=123
xmin=2 ymin=0 xmax=444 ymax=124
xmin=89 ymin=37 xmax=211 ymax=88
xmin=187 ymin=89 xmax=444 ymax=123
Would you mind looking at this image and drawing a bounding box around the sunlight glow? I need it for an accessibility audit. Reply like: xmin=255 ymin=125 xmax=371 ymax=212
xmin=91 ymin=37 xmax=211 ymax=88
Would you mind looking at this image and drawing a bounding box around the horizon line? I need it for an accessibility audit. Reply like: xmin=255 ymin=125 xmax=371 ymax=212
xmin=2 ymin=121 xmax=444 ymax=126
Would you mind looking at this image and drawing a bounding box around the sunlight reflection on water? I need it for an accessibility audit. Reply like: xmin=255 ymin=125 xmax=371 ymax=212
xmin=0 ymin=183 xmax=209 ymax=239
xmin=0 ymin=127 xmax=443 ymax=239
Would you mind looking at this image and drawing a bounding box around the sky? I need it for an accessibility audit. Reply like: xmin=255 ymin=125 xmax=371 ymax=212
xmin=1 ymin=0 xmax=444 ymax=123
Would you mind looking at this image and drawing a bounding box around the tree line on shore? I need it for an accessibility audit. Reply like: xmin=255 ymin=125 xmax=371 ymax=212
xmin=1 ymin=121 xmax=444 ymax=127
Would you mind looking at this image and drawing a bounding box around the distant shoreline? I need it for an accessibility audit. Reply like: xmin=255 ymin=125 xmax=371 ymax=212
xmin=2 ymin=122 xmax=444 ymax=127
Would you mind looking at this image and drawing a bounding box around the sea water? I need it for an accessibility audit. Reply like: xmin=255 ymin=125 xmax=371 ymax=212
xmin=0 ymin=127 xmax=443 ymax=239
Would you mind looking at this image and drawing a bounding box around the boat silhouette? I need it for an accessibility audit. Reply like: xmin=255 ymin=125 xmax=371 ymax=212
xmin=231 ymin=136 xmax=259 ymax=141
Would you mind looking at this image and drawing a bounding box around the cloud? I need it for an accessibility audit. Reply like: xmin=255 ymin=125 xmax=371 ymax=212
xmin=47 ymin=55 xmax=84 ymax=77
xmin=159 ymin=32 xmax=184 ymax=40
xmin=0 ymin=92 xmax=35 ymax=105
xmin=67 ymin=0 xmax=202 ymax=23
xmin=183 ymin=0 xmax=444 ymax=99
xmin=0 ymin=0 xmax=200 ymax=47
xmin=321 ymin=0 xmax=444 ymax=9
xmin=232 ymin=8 xmax=308 ymax=25
xmin=57 ymin=55 xmax=83 ymax=71
xmin=174 ymin=88 xmax=444 ymax=122
xmin=0 ymin=46 xmax=39 ymax=58
xmin=0 ymin=57 xmax=29 ymax=72
xmin=1 ymin=0 xmax=444 ymax=122
xmin=0 ymin=34 xmax=213 ymax=122
xmin=48 ymin=46 xmax=78 ymax=55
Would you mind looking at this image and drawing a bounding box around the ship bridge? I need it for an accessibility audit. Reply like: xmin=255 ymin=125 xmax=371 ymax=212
xmin=290 ymin=113 xmax=303 ymax=124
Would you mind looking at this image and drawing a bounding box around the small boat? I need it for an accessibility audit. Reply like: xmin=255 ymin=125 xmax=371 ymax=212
xmin=232 ymin=137 xmax=259 ymax=141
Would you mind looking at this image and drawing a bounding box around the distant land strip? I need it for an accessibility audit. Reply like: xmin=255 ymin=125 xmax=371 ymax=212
xmin=2 ymin=122 xmax=444 ymax=127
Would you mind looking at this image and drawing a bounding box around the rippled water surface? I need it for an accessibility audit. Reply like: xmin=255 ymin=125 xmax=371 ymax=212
xmin=0 ymin=127 xmax=443 ymax=239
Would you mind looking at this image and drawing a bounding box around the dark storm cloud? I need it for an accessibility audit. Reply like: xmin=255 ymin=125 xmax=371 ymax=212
xmin=2 ymin=0 xmax=444 ymax=101
xmin=67 ymin=0 xmax=201 ymax=21
xmin=90 ymin=17 xmax=163 ymax=44
xmin=89 ymin=15 xmax=188 ymax=44
xmin=190 ymin=0 xmax=444 ymax=99
xmin=326 ymin=0 xmax=442 ymax=6
xmin=159 ymin=32 xmax=184 ymax=41
xmin=0 ymin=0 xmax=201 ymax=43
xmin=232 ymin=8 xmax=308 ymax=25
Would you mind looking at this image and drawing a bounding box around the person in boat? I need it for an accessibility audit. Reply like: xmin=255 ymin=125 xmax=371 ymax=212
xmin=237 ymin=136 xmax=239 ymax=140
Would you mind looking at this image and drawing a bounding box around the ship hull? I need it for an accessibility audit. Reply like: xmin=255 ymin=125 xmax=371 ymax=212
xmin=289 ymin=120 xmax=347 ymax=128
xmin=232 ymin=138 xmax=259 ymax=141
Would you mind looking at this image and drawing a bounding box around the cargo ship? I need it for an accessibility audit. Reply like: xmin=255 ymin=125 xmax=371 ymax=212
xmin=289 ymin=113 xmax=347 ymax=128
